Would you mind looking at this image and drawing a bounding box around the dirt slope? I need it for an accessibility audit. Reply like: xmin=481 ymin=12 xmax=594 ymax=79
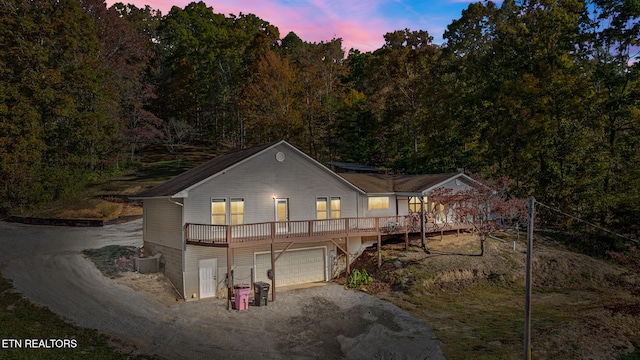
xmin=340 ymin=232 xmax=640 ymax=359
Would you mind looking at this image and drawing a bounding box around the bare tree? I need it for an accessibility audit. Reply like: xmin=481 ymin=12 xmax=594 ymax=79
xmin=163 ymin=118 xmax=195 ymax=155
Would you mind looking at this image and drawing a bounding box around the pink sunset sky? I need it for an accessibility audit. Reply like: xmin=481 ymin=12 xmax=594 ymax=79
xmin=107 ymin=0 xmax=475 ymax=52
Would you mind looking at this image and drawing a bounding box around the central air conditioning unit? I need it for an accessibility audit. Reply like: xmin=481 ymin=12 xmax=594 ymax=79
xmin=134 ymin=256 xmax=159 ymax=274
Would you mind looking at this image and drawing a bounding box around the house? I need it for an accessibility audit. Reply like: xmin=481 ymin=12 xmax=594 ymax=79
xmin=133 ymin=141 xmax=475 ymax=304
xmin=339 ymin=172 xmax=475 ymax=223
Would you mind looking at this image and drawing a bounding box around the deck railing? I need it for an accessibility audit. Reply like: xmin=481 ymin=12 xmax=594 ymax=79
xmin=185 ymin=215 xmax=471 ymax=246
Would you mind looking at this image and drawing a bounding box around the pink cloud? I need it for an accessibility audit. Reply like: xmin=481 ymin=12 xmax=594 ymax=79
xmin=107 ymin=0 xmax=398 ymax=52
xmin=212 ymin=0 xmax=393 ymax=52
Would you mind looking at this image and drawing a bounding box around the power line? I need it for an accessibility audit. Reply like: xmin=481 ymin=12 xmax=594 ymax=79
xmin=524 ymin=198 xmax=636 ymax=360
xmin=534 ymin=200 xmax=638 ymax=244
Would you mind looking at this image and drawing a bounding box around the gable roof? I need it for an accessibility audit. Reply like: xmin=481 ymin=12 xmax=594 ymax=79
xmin=338 ymin=172 xmax=470 ymax=195
xmin=133 ymin=141 xmax=365 ymax=199
xmin=134 ymin=142 xmax=277 ymax=199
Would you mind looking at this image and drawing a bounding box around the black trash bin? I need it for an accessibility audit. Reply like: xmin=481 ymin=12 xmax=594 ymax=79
xmin=253 ymin=281 xmax=270 ymax=307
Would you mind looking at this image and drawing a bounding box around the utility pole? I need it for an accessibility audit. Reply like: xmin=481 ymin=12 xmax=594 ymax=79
xmin=420 ymin=196 xmax=426 ymax=249
xmin=524 ymin=196 xmax=535 ymax=360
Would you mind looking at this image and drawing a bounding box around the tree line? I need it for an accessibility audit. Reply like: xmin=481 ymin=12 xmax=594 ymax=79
xmin=1 ymin=0 xmax=638 ymax=237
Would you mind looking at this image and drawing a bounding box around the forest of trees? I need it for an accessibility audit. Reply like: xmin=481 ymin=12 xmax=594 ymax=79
xmin=1 ymin=0 xmax=639 ymax=237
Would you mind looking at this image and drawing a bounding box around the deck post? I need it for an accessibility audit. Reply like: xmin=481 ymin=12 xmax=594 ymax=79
xmin=420 ymin=197 xmax=426 ymax=248
xmin=227 ymin=247 xmax=232 ymax=310
xmin=377 ymin=235 xmax=382 ymax=268
xmin=270 ymin=222 xmax=276 ymax=302
xmin=346 ymin=236 xmax=350 ymax=275
xmin=404 ymin=225 xmax=409 ymax=251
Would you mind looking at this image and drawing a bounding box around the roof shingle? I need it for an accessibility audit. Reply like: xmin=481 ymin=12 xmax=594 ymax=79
xmin=338 ymin=173 xmax=462 ymax=194
xmin=134 ymin=142 xmax=277 ymax=198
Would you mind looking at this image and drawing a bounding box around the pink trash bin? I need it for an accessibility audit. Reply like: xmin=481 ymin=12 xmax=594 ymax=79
xmin=234 ymin=284 xmax=250 ymax=311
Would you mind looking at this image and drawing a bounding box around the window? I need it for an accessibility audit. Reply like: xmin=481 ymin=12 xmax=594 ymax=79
xmin=435 ymin=204 xmax=446 ymax=223
xmin=368 ymin=196 xmax=389 ymax=210
xmin=409 ymin=196 xmax=425 ymax=213
xmin=211 ymin=199 xmax=226 ymax=225
xmin=230 ymin=198 xmax=244 ymax=225
xmin=330 ymin=197 xmax=341 ymax=219
xmin=318 ymin=197 xmax=341 ymax=219
xmin=316 ymin=197 xmax=328 ymax=220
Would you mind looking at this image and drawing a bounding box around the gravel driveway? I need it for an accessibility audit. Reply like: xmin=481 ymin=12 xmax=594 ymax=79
xmin=0 ymin=220 xmax=444 ymax=359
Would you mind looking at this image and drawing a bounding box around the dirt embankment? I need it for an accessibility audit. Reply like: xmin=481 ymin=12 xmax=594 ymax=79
xmin=338 ymin=232 xmax=640 ymax=360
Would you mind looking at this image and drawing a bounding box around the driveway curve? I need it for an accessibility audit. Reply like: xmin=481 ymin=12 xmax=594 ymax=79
xmin=0 ymin=220 xmax=444 ymax=359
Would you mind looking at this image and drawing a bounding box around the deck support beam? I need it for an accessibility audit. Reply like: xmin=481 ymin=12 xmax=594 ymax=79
xmin=330 ymin=238 xmax=350 ymax=277
xmin=270 ymin=242 xmax=276 ymax=302
xmin=377 ymin=235 xmax=382 ymax=268
xmin=404 ymin=225 xmax=409 ymax=251
xmin=420 ymin=197 xmax=426 ymax=248
xmin=270 ymin=222 xmax=276 ymax=302
xmin=274 ymin=242 xmax=294 ymax=263
xmin=227 ymin=247 xmax=232 ymax=310
xmin=346 ymin=235 xmax=350 ymax=275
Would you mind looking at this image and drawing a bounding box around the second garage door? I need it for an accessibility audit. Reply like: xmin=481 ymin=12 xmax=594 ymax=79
xmin=255 ymin=247 xmax=326 ymax=286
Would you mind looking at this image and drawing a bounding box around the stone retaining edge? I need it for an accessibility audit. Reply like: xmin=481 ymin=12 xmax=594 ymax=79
xmin=5 ymin=215 xmax=142 ymax=227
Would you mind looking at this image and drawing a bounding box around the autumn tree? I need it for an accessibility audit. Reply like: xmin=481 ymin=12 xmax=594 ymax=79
xmin=240 ymin=49 xmax=303 ymax=146
xmin=83 ymin=0 xmax=162 ymax=162
xmin=368 ymin=30 xmax=440 ymax=173
xmin=581 ymin=0 xmax=640 ymax=228
xmin=153 ymin=2 xmax=281 ymax=149
xmin=430 ymin=175 xmax=528 ymax=256
xmin=279 ymin=36 xmax=348 ymax=161
xmin=442 ymin=0 xmax=598 ymax=210
xmin=333 ymin=89 xmax=382 ymax=165
xmin=1 ymin=0 xmax=115 ymax=210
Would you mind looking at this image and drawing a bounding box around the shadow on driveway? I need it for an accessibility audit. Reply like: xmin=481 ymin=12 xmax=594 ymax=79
xmin=0 ymin=220 xmax=444 ymax=359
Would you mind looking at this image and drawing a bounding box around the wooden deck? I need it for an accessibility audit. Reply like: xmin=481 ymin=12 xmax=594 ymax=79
xmin=185 ymin=215 xmax=472 ymax=248
xmin=186 ymin=215 xmax=474 ymax=308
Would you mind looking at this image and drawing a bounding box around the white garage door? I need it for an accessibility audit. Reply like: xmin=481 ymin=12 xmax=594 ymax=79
xmin=255 ymin=247 xmax=326 ymax=286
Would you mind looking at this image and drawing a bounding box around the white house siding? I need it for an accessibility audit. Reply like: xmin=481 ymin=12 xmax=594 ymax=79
xmin=434 ymin=177 xmax=472 ymax=194
xmin=183 ymin=144 xmax=359 ymax=225
xmin=184 ymin=245 xmax=226 ymax=300
xmin=143 ymin=199 xmax=183 ymax=249
xmin=142 ymin=199 xmax=184 ymax=296
xmin=397 ymin=197 xmax=410 ymax=216
xmin=184 ymin=240 xmax=337 ymax=300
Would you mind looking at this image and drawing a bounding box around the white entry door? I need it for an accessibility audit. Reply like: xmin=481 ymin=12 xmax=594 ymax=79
xmin=199 ymin=258 xmax=217 ymax=299
xmin=275 ymin=198 xmax=289 ymax=233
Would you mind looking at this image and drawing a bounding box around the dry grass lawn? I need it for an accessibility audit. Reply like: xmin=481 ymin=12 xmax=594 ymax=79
xmin=19 ymin=145 xmax=218 ymax=220
xmin=347 ymin=232 xmax=640 ymax=360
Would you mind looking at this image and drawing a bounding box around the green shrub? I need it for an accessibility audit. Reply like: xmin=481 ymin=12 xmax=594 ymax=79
xmin=345 ymin=268 xmax=373 ymax=290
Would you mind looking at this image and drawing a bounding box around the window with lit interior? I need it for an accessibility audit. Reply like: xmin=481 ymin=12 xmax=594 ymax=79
xmin=211 ymin=199 xmax=226 ymax=225
xmin=368 ymin=196 xmax=389 ymax=210
xmin=230 ymin=198 xmax=244 ymax=225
